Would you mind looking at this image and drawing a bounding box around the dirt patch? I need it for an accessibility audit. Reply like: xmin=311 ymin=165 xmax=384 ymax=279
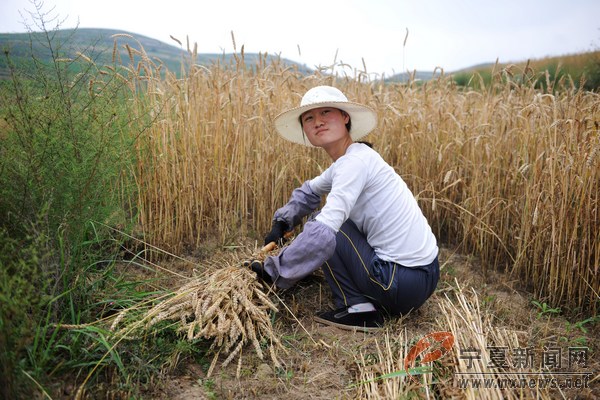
xmin=137 ymin=245 xmax=598 ymax=399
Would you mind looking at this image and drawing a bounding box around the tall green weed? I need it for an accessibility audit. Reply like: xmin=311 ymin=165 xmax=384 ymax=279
xmin=0 ymin=226 xmax=52 ymax=399
xmin=0 ymin=1 xmax=144 ymax=397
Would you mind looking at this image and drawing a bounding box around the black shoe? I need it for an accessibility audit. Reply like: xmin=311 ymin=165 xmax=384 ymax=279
xmin=242 ymin=260 xmax=273 ymax=285
xmin=314 ymin=307 xmax=384 ymax=332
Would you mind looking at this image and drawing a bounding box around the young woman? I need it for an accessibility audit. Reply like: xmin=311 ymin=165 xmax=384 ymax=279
xmin=250 ymin=85 xmax=439 ymax=332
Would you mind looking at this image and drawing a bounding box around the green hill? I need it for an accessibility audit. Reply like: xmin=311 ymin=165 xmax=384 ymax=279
xmin=0 ymin=28 xmax=313 ymax=79
xmin=2 ymin=28 xmax=598 ymax=90
xmin=449 ymin=52 xmax=600 ymax=91
xmin=385 ymin=53 xmax=600 ymax=91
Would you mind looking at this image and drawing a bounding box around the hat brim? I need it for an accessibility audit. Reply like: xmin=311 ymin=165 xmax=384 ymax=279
xmin=273 ymin=101 xmax=377 ymax=147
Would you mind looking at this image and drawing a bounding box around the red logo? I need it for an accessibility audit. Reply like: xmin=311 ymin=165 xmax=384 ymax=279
xmin=404 ymin=331 xmax=454 ymax=383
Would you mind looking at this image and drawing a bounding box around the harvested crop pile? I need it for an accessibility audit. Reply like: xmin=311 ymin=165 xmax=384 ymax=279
xmin=111 ymin=264 xmax=284 ymax=377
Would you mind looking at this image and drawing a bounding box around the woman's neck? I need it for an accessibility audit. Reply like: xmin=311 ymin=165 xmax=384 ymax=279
xmin=324 ymin=136 xmax=354 ymax=161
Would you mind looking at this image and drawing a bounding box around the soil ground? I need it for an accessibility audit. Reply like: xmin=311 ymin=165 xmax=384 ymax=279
xmin=134 ymin=245 xmax=599 ymax=400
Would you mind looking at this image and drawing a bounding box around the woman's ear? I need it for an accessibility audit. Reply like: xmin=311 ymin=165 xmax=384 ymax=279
xmin=341 ymin=110 xmax=350 ymax=123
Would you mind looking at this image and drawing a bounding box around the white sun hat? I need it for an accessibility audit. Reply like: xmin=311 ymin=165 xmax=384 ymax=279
xmin=273 ymin=86 xmax=378 ymax=146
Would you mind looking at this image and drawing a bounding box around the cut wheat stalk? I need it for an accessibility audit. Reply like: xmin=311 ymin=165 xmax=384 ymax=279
xmin=110 ymin=254 xmax=284 ymax=378
xmin=437 ymin=279 xmax=555 ymax=400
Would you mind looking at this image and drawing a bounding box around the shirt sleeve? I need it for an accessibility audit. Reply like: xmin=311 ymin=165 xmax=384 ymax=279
xmin=263 ymin=219 xmax=336 ymax=289
xmin=273 ymin=180 xmax=322 ymax=228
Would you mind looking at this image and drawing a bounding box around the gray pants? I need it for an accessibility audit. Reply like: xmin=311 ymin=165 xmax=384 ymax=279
xmin=321 ymin=220 xmax=439 ymax=316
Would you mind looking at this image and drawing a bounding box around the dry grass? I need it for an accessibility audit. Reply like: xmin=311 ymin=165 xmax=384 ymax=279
xmin=437 ymin=281 xmax=552 ymax=399
xmin=70 ymin=220 xmax=596 ymax=399
xmin=348 ymin=277 xmax=591 ymax=399
xmin=352 ymin=330 xmax=420 ymax=399
xmin=129 ymin=245 xmax=596 ymax=399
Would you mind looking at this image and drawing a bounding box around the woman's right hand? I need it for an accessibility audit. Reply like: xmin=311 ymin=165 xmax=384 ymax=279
xmin=264 ymin=220 xmax=289 ymax=246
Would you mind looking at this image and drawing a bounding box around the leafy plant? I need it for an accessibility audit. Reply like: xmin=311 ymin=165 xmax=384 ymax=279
xmin=565 ymin=315 xmax=599 ymax=334
xmin=0 ymin=1 xmax=148 ymax=397
xmin=531 ymin=300 xmax=561 ymax=319
xmin=199 ymin=378 xmax=217 ymax=400
xmin=482 ymin=294 xmax=497 ymax=307
xmin=0 ymin=227 xmax=52 ymax=399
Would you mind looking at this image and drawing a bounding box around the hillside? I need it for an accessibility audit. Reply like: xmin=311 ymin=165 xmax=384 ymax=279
xmin=384 ymin=52 xmax=600 ymax=90
xmin=0 ymin=28 xmax=312 ymax=78
xmin=1 ymin=28 xmax=598 ymax=88
xmin=448 ymin=51 xmax=600 ymax=90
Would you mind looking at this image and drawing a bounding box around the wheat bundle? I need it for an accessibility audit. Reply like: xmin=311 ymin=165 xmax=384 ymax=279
xmin=112 ymin=262 xmax=284 ymax=377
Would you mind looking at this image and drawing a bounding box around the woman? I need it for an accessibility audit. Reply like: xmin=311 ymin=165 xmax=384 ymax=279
xmin=250 ymin=85 xmax=439 ymax=332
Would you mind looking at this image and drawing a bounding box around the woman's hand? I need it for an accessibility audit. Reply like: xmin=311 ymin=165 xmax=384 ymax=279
xmin=264 ymin=220 xmax=289 ymax=246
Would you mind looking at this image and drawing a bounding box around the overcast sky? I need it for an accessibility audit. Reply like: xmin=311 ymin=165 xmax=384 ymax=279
xmin=1 ymin=0 xmax=599 ymax=76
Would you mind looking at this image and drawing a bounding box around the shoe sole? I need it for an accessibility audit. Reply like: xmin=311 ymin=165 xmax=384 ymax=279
xmin=313 ymin=315 xmax=382 ymax=333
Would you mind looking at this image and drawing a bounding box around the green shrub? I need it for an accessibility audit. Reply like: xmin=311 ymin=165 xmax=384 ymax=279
xmin=0 ymin=35 xmax=135 ymax=247
xmin=0 ymin=227 xmax=52 ymax=399
xmin=0 ymin=2 xmax=144 ymax=396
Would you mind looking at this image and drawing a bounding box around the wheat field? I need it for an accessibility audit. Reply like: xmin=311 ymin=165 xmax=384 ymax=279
xmin=119 ymin=37 xmax=598 ymax=317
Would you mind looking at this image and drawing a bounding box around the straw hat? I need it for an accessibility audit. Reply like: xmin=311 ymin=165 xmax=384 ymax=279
xmin=273 ymin=86 xmax=377 ymax=146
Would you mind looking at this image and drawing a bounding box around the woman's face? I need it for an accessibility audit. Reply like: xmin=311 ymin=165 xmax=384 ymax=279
xmin=300 ymin=107 xmax=350 ymax=148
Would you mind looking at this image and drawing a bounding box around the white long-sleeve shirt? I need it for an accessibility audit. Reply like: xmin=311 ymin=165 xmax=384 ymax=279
xmin=265 ymin=142 xmax=438 ymax=289
xmin=309 ymin=143 xmax=438 ymax=266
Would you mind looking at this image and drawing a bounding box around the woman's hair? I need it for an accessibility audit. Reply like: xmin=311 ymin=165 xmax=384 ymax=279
xmin=341 ymin=110 xmax=352 ymax=132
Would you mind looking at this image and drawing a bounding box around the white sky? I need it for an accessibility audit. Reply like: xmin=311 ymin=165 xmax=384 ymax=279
xmin=1 ymin=0 xmax=599 ymax=76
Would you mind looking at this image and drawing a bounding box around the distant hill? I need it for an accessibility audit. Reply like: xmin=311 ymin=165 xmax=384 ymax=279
xmin=0 ymin=28 xmax=313 ymax=78
xmin=2 ymin=28 xmax=598 ymax=90
xmin=449 ymin=52 xmax=600 ymax=90
xmin=385 ymin=52 xmax=600 ymax=91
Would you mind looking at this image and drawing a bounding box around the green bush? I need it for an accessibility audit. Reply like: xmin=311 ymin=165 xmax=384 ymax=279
xmin=0 ymin=227 xmax=52 ymax=399
xmin=0 ymin=2 xmax=143 ymax=396
xmin=0 ymin=36 xmax=135 ymax=247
